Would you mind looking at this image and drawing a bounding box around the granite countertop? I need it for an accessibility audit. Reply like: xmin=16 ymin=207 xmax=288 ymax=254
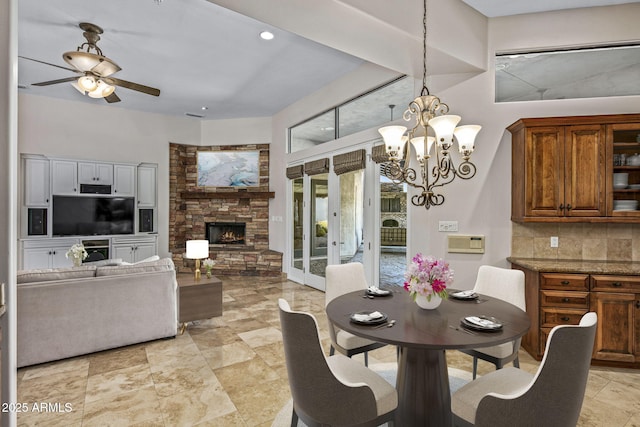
xmin=507 ymin=257 xmax=640 ymax=275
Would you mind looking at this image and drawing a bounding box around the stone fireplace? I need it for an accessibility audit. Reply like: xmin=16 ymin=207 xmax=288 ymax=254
xmin=169 ymin=143 xmax=282 ymax=276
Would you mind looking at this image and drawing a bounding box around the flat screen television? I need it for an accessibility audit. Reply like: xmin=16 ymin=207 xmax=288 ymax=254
xmin=52 ymin=196 xmax=135 ymax=236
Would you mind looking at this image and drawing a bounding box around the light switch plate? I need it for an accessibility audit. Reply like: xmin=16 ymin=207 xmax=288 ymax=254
xmin=438 ymin=221 xmax=458 ymax=232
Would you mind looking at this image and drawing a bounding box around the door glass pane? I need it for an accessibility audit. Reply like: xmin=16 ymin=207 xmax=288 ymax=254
xmin=339 ymin=170 xmax=365 ymax=264
xmin=291 ymin=177 xmax=304 ymax=271
xmin=379 ymin=170 xmax=406 ymax=287
xmin=310 ymin=174 xmax=329 ymax=277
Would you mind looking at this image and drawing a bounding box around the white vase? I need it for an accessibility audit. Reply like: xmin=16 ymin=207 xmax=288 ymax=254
xmin=415 ymin=293 xmax=442 ymax=310
xmin=72 ymin=257 xmax=82 ymax=267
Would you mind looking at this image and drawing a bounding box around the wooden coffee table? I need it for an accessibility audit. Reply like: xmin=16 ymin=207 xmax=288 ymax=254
xmin=176 ymin=273 xmax=223 ymax=333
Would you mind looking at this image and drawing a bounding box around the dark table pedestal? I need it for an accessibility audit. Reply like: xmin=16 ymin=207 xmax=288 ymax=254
xmin=396 ymin=347 xmax=452 ymax=427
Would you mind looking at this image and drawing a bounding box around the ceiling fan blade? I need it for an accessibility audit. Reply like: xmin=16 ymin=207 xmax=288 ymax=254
xmin=19 ymin=56 xmax=80 ymax=73
xmin=32 ymin=76 xmax=79 ymax=86
xmin=103 ymin=77 xmax=160 ymax=97
xmin=104 ymin=92 xmax=121 ymax=103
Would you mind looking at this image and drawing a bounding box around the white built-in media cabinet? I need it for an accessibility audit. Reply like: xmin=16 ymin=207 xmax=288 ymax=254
xmin=19 ymin=154 xmax=159 ymax=269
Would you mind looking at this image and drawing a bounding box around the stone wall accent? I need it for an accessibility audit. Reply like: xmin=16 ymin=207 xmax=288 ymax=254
xmin=169 ymin=143 xmax=282 ymax=277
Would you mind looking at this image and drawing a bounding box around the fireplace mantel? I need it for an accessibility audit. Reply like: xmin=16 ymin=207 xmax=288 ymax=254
xmin=180 ymin=191 xmax=275 ymax=200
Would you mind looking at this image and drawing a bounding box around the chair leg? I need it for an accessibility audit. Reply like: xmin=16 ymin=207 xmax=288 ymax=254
xmin=329 ymin=345 xmax=335 ymax=356
xmin=364 ymin=351 xmax=369 ymax=366
xmin=513 ymin=354 xmax=520 ymax=368
xmin=472 ymin=356 xmax=478 ymax=379
xmin=291 ymin=408 xmax=298 ymax=427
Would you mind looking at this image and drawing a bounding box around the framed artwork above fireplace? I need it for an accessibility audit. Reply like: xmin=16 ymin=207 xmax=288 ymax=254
xmin=197 ymin=150 xmax=260 ymax=187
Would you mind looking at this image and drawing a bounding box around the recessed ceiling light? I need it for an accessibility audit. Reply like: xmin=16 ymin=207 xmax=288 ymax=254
xmin=260 ymin=31 xmax=274 ymax=40
xmin=201 ymin=106 xmax=208 ymax=110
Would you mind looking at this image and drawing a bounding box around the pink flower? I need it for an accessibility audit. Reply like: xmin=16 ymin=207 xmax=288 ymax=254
xmin=404 ymin=253 xmax=453 ymax=301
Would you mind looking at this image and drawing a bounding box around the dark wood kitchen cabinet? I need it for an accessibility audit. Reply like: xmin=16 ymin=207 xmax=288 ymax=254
xmin=509 ymin=114 xmax=640 ymax=223
xmin=511 ymin=260 xmax=640 ymax=369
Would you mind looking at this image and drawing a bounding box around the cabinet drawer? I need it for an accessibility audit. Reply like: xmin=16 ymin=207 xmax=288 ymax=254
xmin=540 ymin=307 xmax=588 ymax=328
xmin=591 ymin=275 xmax=640 ymax=292
xmin=540 ymin=290 xmax=589 ymax=308
xmin=540 ymin=273 xmax=589 ymax=291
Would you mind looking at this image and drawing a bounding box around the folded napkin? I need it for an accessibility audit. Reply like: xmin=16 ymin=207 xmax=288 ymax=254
xmin=352 ymin=311 xmax=383 ymax=322
xmin=367 ymin=287 xmax=391 ymax=295
xmin=465 ymin=316 xmax=500 ymax=327
xmin=453 ymin=290 xmax=476 ymax=297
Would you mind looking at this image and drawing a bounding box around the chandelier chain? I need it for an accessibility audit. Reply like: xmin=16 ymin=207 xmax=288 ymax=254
xmin=421 ymin=0 xmax=429 ymax=96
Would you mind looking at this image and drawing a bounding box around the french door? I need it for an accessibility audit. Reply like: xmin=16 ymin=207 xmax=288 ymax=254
xmin=289 ymin=172 xmax=330 ymax=290
xmin=288 ymin=145 xmax=406 ymax=290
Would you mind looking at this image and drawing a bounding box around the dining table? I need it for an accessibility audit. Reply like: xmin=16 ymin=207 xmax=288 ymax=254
xmin=325 ymin=288 xmax=531 ymax=427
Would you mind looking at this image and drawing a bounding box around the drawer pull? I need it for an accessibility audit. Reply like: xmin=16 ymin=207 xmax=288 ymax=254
xmin=560 ymin=280 xmax=570 ymax=285
xmin=612 ymin=282 xmax=623 ymax=287
xmin=562 ymin=298 xmax=570 ymax=303
xmin=561 ymin=316 xmax=570 ymax=322
xmin=636 ymin=301 xmax=640 ymax=309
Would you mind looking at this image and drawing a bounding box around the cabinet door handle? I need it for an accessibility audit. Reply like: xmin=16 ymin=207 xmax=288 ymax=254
xmin=562 ymin=298 xmax=570 ymax=302
xmin=114 ymin=189 xmax=117 ymax=193
xmin=73 ymin=188 xmax=77 ymax=192
xmin=566 ymin=204 xmax=572 ymax=211
xmin=636 ymin=301 xmax=640 ymax=309
xmin=52 ymin=251 xmax=56 ymax=255
xmin=561 ymin=280 xmax=570 ymax=285
xmin=561 ymin=316 xmax=570 ymax=322
xmin=612 ymin=282 xmax=623 ymax=287
xmin=46 ymin=198 xmax=49 ymax=203
xmin=559 ymin=204 xmax=565 ymax=211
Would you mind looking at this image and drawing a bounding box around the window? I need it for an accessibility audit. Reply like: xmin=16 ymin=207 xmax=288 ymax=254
xmin=381 ymin=198 xmax=401 ymax=213
xmin=288 ymin=76 xmax=414 ymax=153
xmin=495 ymin=44 xmax=640 ymax=102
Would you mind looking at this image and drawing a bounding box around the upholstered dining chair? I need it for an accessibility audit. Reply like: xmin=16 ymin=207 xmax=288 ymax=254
xmin=278 ymin=298 xmax=397 ymax=427
xmin=452 ymin=312 xmax=597 ymax=427
xmin=459 ymin=265 xmax=526 ymax=378
xmin=325 ymin=262 xmax=388 ymax=366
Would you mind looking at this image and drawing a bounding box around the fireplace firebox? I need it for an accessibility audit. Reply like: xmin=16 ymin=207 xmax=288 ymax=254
xmin=206 ymin=222 xmax=246 ymax=245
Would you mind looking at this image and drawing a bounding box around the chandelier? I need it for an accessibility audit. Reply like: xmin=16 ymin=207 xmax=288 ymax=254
xmin=377 ymin=0 xmax=481 ymax=209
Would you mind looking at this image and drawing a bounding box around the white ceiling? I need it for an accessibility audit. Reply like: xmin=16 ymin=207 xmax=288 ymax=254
xmin=17 ymin=0 xmax=639 ymax=120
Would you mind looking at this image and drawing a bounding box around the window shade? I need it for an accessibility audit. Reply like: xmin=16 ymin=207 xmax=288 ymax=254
xmin=371 ymin=145 xmax=390 ymax=164
xmin=286 ymin=165 xmax=304 ymax=179
xmin=333 ymin=149 xmax=366 ymax=175
xmin=304 ymin=158 xmax=330 ymax=176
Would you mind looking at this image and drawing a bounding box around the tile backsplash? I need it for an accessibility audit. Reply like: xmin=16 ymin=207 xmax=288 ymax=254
xmin=511 ymin=222 xmax=639 ymax=261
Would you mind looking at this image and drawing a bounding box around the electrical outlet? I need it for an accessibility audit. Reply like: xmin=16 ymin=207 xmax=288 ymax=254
xmin=550 ymin=236 xmax=559 ymax=248
xmin=438 ymin=221 xmax=458 ymax=232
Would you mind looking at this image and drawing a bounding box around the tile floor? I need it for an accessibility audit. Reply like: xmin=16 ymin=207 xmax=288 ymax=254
xmin=16 ymin=276 xmax=640 ymax=426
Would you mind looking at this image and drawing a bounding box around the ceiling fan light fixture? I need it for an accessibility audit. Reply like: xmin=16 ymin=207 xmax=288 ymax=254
xmin=87 ymin=80 xmax=115 ymax=98
xmin=77 ymin=75 xmax=97 ymax=92
xmin=63 ymin=51 xmax=120 ymax=76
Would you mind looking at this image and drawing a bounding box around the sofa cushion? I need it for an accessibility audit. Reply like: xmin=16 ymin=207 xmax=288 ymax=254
xmin=120 ymin=255 xmax=160 ymax=266
xmin=84 ymin=258 xmax=124 ymax=267
xmin=95 ymin=257 xmax=174 ymax=277
xmin=17 ymin=266 xmax=98 ymax=284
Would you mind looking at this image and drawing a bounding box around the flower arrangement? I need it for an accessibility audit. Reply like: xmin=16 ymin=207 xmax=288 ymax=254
xmin=66 ymin=243 xmax=88 ymax=265
xmin=202 ymin=258 xmax=215 ymax=276
xmin=403 ymin=253 xmax=453 ymax=302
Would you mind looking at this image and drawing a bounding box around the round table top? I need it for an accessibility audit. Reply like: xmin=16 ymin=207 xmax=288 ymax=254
xmin=325 ymin=288 xmax=531 ymax=350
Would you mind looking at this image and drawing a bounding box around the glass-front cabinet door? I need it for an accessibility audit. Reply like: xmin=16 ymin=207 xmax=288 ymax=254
xmin=609 ymin=123 xmax=640 ymax=218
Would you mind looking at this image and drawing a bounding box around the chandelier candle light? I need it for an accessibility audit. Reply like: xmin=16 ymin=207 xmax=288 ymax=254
xmin=186 ymin=240 xmax=209 ymax=280
xmin=378 ymin=0 xmax=481 ymax=209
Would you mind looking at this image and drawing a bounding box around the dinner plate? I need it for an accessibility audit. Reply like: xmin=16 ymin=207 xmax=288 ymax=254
xmin=350 ymin=311 xmax=388 ymax=325
xmin=461 ymin=315 xmax=503 ymax=331
xmin=365 ymin=287 xmax=392 ymax=297
xmin=450 ymin=290 xmax=478 ymax=300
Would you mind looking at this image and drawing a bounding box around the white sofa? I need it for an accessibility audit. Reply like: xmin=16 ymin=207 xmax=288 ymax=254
xmin=17 ymin=257 xmax=178 ymax=367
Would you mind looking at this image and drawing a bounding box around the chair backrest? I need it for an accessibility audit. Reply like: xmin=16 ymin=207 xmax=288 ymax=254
xmin=475 ymin=312 xmax=598 ymax=427
xmin=473 ymin=265 xmax=526 ymax=311
xmin=278 ymin=298 xmax=378 ymax=425
xmin=325 ymin=262 xmax=369 ymax=307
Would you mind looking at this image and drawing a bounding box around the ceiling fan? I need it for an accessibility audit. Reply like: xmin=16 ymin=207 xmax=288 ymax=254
xmin=20 ymin=22 xmax=160 ymax=103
